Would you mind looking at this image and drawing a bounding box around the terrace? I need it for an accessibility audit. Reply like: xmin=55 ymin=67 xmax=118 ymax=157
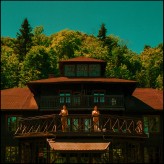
xmin=15 ymin=114 xmax=148 ymax=138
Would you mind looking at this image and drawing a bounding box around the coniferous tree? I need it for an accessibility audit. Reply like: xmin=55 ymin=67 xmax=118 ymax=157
xmin=14 ymin=18 xmax=33 ymax=62
xmin=97 ymin=23 xmax=107 ymax=40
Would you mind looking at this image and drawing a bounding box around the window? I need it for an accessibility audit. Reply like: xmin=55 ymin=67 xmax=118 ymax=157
xmin=64 ymin=64 xmax=75 ymax=76
xmin=143 ymin=115 xmax=160 ymax=133
xmin=93 ymin=91 xmax=105 ymax=103
xmin=77 ymin=64 xmax=88 ymax=77
xmin=73 ymin=92 xmax=81 ymax=106
xmin=7 ymin=116 xmax=20 ymax=132
xmin=89 ymin=64 xmax=100 ymax=77
xmin=59 ymin=92 xmax=71 ymax=104
xmin=111 ymin=98 xmax=117 ymax=106
xmin=5 ymin=146 xmax=19 ymax=163
xmin=148 ymin=116 xmax=160 ymax=133
xmin=113 ymin=148 xmax=124 ymax=162
xmin=109 ymin=96 xmax=124 ymax=107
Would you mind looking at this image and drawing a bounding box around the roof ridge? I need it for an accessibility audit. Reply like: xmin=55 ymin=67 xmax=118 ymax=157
xmin=21 ymin=89 xmax=34 ymax=109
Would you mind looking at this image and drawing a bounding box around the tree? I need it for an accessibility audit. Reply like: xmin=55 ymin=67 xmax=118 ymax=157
xmin=14 ymin=18 xmax=33 ymax=62
xmin=79 ymin=34 xmax=108 ymax=60
xmin=50 ymin=29 xmax=82 ymax=60
xmin=139 ymin=44 xmax=163 ymax=88
xmin=1 ymin=37 xmax=15 ymax=48
xmin=1 ymin=46 xmax=19 ymax=89
xmin=97 ymin=23 xmax=107 ymax=40
xmin=32 ymin=26 xmax=50 ymax=47
xmin=19 ymin=46 xmax=56 ymax=86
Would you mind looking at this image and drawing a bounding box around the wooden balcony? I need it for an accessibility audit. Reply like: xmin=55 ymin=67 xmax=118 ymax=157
xmin=39 ymin=95 xmax=124 ymax=110
xmin=15 ymin=114 xmax=148 ymax=139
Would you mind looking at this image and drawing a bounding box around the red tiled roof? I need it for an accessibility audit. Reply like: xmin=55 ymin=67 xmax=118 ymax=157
xmin=1 ymin=88 xmax=38 ymax=110
xmin=1 ymin=87 xmax=163 ymax=111
xmin=48 ymin=141 xmax=110 ymax=151
xmin=59 ymin=56 xmax=106 ymax=63
xmin=28 ymin=77 xmax=137 ymax=84
xmin=133 ymin=88 xmax=163 ymax=110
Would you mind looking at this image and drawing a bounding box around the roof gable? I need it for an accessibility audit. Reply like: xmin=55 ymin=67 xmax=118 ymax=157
xmin=1 ymin=88 xmax=38 ymax=110
xmin=1 ymin=87 xmax=163 ymax=111
xmin=132 ymin=88 xmax=163 ymax=110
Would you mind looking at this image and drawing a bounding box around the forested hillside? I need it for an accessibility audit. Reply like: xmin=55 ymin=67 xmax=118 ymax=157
xmin=1 ymin=19 xmax=163 ymax=90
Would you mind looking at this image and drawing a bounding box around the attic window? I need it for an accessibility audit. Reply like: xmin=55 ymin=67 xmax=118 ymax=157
xmin=89 ymin=64 xmax=100 ymax=76
xmin=64 ymin=65 xmax=75 ymax=76
xmin=77 ymin=64 xmax=88 ymax=77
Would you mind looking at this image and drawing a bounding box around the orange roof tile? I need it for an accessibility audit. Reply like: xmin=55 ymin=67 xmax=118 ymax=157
xmin=59 ymin=56 xmax=106 ymax=63
xmin=1 ymin=88 xmax=38 ymax=110
xmin=28 ymin=77 xmax=137 ymax=84
xmin=1 ymin=87 xmax=163 ymax=111
xmin=133 ymin=88 xmax=163 ymax=110
xmin=48 ymin=140 xmax=110 ymax=151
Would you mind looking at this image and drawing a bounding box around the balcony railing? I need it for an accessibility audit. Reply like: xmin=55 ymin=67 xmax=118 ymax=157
xmin=39 ymin=95 xmax=124 ymax=110
xmin=15 ymin=114 xmax=148 ymax=138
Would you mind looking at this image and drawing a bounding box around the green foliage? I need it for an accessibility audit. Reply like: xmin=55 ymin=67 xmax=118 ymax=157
xmin=1 ymin=19 xmax=163 ymax=90
xmin=50 ymin=29 xmax=82 ymax=60
xmin=32 ymin=26 xmax=51 ymax=47
xmin=97 ymin=23 xmax=107 ymax=40
xmin=1 ymin=46 xmax=19 ymax=89
xmin=138 ymin=45 xmax=163 ymax=89
xmin=1 ymin=37 xmax=15 ymax=48
xmin=14 ymin=18 xmax=33 ymax=62
xmin=19 ymin=46 xmax=57 ymax=87
xmin=79 ymin=34 xmax=108 ymax=60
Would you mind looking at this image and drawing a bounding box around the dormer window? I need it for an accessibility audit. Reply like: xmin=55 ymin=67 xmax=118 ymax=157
xmin=60 ymin=56 xmax=107 ymax=77
xmin=77 ymin=64 xmax=88 ymax=77
xmin=89 ymin=64 xmax=100 ymax=77
xmin=64 ymin=65 xmax=75 ymax=76
xmin=64 ymin=63 xmax=101 ymax=77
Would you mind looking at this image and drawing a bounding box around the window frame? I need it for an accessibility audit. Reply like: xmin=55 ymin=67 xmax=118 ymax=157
xmin=59 ymin=90 xmax=72 ymax=105
xmin=72 ymin=92 xmax=81 ymax=106
xmin=64 ymin=64 xmax=76 ymax=77
xmin=5 ymin=146 xmax=19 ymax=163
xmin=143 ymin=115 xmax=160 ymax=134
xmin=148 ymin=115 xmax=160 ymax=133
xmin=6 ymin=115 xmax=21 ymax=132
xmin=93 ymin=90 xmax=105 ymax=104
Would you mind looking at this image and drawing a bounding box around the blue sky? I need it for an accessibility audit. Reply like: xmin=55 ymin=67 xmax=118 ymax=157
xmin=1 ymin=1 xmax=163 ymax=54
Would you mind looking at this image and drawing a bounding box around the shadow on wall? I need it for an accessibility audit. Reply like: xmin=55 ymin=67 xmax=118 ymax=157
xmin=124 ymin=96 xmax=155 ymax=113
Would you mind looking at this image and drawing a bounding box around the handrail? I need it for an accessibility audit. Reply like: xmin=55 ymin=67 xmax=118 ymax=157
xmin=15 ymin=114 xmax=146 ymax=138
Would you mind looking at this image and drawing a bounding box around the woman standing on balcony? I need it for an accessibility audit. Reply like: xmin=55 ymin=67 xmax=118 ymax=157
xmin=92 ymin=105 xmax=100 ymax=131
xmin=59 ymin=105 xmax=68 ymax=132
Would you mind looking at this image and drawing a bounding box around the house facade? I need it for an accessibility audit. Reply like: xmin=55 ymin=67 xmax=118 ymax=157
xmin=1 ymin=56 xmax=163 ymax=163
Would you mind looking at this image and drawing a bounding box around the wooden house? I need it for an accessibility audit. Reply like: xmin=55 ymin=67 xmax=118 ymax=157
xmin=1 ymin=56 xmax=163 ymax=163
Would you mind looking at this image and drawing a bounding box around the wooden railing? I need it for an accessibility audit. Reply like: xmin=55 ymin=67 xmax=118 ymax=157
xmin=39 ymin=95 xmax=124 ymax=110
xmin=15 ymin=114 xmax=147 ymax=138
